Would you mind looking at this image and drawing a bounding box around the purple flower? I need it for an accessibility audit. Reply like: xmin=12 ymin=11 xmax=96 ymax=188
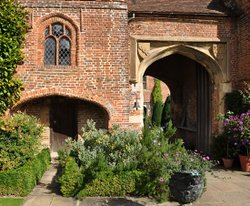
xmin=239 ymin=121 xmax=244 ymax=125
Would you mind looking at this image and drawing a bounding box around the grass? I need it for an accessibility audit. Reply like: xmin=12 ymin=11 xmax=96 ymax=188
xmin=0 ymin=198 xmax=24 ymax=206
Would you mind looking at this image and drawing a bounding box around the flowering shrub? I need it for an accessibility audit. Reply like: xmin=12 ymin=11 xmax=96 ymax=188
xmin=58 ymin=120 xmax=214 ymax=203
xmin=221 ymin=110 xmax=250 ymax=155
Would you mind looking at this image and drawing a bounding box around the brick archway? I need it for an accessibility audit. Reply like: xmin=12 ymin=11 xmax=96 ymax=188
xmin=15 ymin=87 xmax=112 ymax=118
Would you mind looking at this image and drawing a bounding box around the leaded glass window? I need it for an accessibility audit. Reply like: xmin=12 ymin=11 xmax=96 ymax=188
xmin=44 ymin=23 xmax=71 ymax=65
xmin=44 ymin=37 xmax=56 ymax=65
xmin=59 ymin=38 xmax=70 ymax=65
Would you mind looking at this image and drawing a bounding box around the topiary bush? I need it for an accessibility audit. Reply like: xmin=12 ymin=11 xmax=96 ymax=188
xmin=0 ymin=113 xmax=43 ymax=171
xmin=58 ymin=156 xmax=83 ymax=197
xmin=76 ymin=170 xmax=143 ymax=199
xmin=0 ymin=148 xmax=50 ymax=196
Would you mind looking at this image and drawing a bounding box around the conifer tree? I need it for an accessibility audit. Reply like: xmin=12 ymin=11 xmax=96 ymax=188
xmin=151 ymin=79 xmax=163 ymax=126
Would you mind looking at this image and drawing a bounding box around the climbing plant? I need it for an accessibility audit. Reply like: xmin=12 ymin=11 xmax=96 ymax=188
xmin=0 ymin=0 xmax=28 ymax=114
xmin=152 ymin=79 xmax=163 ymax=126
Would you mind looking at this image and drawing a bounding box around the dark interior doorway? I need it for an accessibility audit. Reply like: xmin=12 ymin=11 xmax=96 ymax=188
xmin=50 ymin=97 xmax=77 ymax=152
xmin=144 ymin=53 xmax=212 ymax=153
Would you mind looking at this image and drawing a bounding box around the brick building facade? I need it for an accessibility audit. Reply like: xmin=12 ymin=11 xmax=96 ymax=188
xmin=15 ymin=0 xmax=249 ymax=153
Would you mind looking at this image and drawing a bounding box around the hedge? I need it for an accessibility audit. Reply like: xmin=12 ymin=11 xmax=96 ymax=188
xmin=76 ymin=170 xmax=143 ymax=199
xmin=0 ymin=148 xmax=51 ymax=196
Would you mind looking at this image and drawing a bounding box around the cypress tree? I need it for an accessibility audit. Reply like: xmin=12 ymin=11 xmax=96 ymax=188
xmin=161 ymin=95 xmax=172 ymax=128
xmin=151 ymin=79 xmax=163 ymax=126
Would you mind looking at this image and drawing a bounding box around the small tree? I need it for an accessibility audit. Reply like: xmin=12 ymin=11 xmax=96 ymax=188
xmin=161 ymin=95 xmax=172 ymax=128
xmin=152 ymin=79 xmax=163 ymax=126
xmin=0 ymin=0 xmax=28 ymax=114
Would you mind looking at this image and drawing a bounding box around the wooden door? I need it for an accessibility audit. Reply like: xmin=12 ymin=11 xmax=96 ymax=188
xmin=50 ymin=99 xmax=77 ymax=152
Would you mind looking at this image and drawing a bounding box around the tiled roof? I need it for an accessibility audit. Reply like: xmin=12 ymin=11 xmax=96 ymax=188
xmin=127 ymin=0 xmax=228 ymax=16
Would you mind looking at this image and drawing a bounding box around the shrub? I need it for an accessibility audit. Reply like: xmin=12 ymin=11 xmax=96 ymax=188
xmin=58 ymin=156 xmax=83 ymax=197
xmin=76 ymin=170 xmax=143 ymax=199
xmin=0 ymin=148 xmax=50 ymax=196
xmin=62 ymin=120 xmax=142 ymax=171
xmin=161 ymin=96 xmax=172 ymax=128
xmin=0 ymin=113 xmax=43 ymax=171
xmin=0 ymin=0 xmax=28 ymax=114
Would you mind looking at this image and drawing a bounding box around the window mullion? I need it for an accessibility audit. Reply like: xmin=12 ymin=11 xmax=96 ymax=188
xmin=56 ymin=38 xmax=59 ymax=65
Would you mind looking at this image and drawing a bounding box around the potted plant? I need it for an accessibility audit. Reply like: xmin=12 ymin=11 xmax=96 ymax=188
xmin=168 ymin=150 xmax=214 ymax=204
xmin=211 ymin=134 xmax=237 ymax=169
xmin=222 ymin=110 xmax=250 ymax=172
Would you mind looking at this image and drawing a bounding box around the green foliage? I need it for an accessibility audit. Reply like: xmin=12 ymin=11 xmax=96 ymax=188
xmin=137 ymin=126 xmax=181 ymax=201
xmin=58 ymin=120 xmax=213 ymax=203
xmin=0 ymin=0 xmax=28 ymax=114
xmin=58 ymin=157 xmax=83 ymax=197
xmin=211 ymin=134 xmax=237 ymax=160
xmin=152 ymin=79 xmax=163 ymax=126
xmin=0 ymin=113 xmax=43 ymax=171
xmin=63 ymin=120 xmax=142 ymax=171
xmin=225 ymin=84 xmax=250 ymax=115
xmin=0 ymin=148 xmax=50 ymax=196
xmin=225 ymin=91 xmax=244 ymax=114
xmin=161 ymin=96 xmax=171 ymax=128
xmin=152 ymin=79 xmax=163 ymax=104
xmin=76 ymin=170 xmax=143 ymax=199
xmin=152 ymin=101 xmax=163 ymax=127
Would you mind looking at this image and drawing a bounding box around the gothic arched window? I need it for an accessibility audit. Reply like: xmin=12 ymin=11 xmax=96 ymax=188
xmin=44 ymin=23 xmax=71 ymax=65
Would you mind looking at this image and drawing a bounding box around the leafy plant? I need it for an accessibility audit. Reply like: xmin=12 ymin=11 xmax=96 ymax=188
xmin=58 ymin=156 xmax=83 ymax=197
xmin=0 ymin=0 xmax=28 ymax=114
xmin=219 ymin=110 xmax=250 ymax=155
xmin=161 ymin=95 xmax=172 ymax=128
xmin=0 ymin=148 xmax=50 ymax=196
xmin=0 ymin=113 xmax=43 ymax=171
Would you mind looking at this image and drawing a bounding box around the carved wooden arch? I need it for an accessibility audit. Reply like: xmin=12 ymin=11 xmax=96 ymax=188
xmin=137 ymin=44 xmax=224 ymax=85
xmin=35 ymin=13 xmax=80 ymax=66
xmin=13 ymin=88 xmax=112 ymax=119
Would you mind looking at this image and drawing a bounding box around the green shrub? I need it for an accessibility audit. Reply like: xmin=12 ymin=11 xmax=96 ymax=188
xmin=58 ymin=157 xmax=83 ymax=197
xmin=0 ymin=0 xmax=28 ymax=114
xmin=62 ymin=120 xmax=142 ymax=171
xmin=161 ymin=96 xmax=171 ymax=128
xmin=0 ymin=148 xmax=50 ymax=196
xmin=77 ymin=170 xmax=143 ymax=199
xmin=0 ymin=113 xmax=43 ymax=171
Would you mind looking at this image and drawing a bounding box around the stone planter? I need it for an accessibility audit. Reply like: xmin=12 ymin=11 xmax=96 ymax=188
xmin=169 ymin=171 xmax=204 ymax=204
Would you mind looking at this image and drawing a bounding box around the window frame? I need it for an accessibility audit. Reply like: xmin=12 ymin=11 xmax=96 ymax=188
xmin=44 ymin=23 xmax=72 ymax=66
xmin=37 ymin=16 xmax=78 ymax=67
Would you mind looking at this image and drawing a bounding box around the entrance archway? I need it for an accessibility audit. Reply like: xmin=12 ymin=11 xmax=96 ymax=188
xmin=136 ymin=44 xmax=224 ymax=153
xmin=144 ymin=54 xmax=211 ymax=152
xmin=13 ymin=95 xmax=109 ymax=153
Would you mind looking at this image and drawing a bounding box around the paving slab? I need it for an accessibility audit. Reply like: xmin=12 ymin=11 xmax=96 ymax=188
xmin=23 ymin=165 xmax=250 ymax=206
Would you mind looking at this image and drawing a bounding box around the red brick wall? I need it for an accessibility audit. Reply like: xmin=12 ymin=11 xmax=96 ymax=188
xmin=235 ymin=0 xmax=250 ymax=87
xmin=128 ymin=14 xmax=237 ymax=135
xmin=17 ymin=0 xmax=130 ymax=127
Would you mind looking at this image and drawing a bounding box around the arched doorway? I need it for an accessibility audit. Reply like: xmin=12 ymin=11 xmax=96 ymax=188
xmin=144 ymin=54 xmax=211 ymax=152
xmin=13 ymin=95 xmax=109 ymax=153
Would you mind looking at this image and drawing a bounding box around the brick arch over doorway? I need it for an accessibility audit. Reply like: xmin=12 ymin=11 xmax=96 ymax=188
xmin=13 ymin=90 xmax=110 ymax=153
xmin=16 ymin=87 xmax=112 ymax=119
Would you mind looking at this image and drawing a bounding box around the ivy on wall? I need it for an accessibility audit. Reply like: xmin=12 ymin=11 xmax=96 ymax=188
xmin=0 ymin=0 xmax=28 ymax=114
